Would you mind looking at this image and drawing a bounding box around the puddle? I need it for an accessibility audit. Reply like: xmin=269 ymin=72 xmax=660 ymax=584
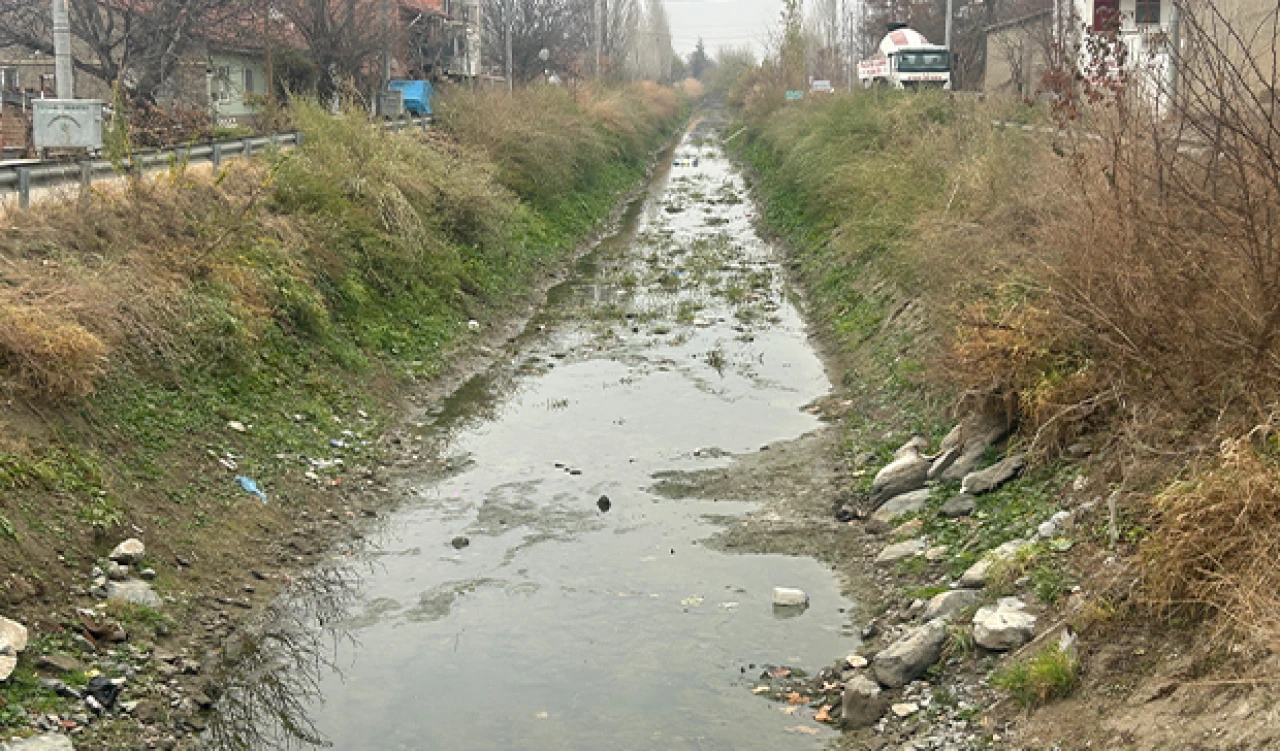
xmin=209 ymin=117 xmax=855 ymax=750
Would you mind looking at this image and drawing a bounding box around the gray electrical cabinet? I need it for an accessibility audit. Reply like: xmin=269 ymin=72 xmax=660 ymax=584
xmin=32 ymin=99 xmax=104 ymax=151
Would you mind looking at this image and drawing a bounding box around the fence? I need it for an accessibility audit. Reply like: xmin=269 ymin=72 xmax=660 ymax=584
xmin=0 ymin=117 xmax=428 ymax=211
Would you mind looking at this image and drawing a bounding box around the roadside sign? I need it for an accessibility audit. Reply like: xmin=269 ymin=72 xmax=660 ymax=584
xmin=810 ymin=80 xmax=834 ymax=94
xmin=785 ymin=90 xmax=804 ymax=101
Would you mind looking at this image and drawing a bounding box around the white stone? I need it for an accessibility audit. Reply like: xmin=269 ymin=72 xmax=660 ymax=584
xmin=846 ymin=654 xmax=869 ymax=669
xmin=961 ymin=454 xmax=1026 ymax=495
xmin=772 ymin=587 xmax=809 ymax=607
xmin=871 ymin=450 xmax=930 ymax=505
xmin=891 ymin=701 xmax=920 ymax=717
xmin=875 ymin=538 xmax=927 ymax=565
xmin=109 ymin=538 xmax=146 ymax=565
xmin=3 ymin=734 xmax=77 ymax=750
xmin=922 ymin=589 xmax=978 ymax=622
xmin=871 ymin=489 xmax=932 ymax=524
xmin=106 ymin=580 xmax=163 ymax=610
xmin=226 ymin=420 xmax=247 ymax=433
xmin=973 ymin=597 xmax=1037 ymax=651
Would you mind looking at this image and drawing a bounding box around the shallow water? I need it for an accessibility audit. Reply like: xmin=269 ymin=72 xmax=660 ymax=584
xmin=219 ymin=119 xmax=855 ymax=751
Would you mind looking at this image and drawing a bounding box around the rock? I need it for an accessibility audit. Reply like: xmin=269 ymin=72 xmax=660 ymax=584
xmin=922 ymin=589 xmax=978 ymax=622
xmin=891 ymin=701 xmax=920 ymax=717
xmin=871 ymin=489 xmax=931 ymax=524
xmin=0 ymin=616 xmax=28 ymax=654
xmin=450 ymin=536 xmax=470 ymax=549
xmin=845 ymin=654 xmax=869 ymax=669
xmin=941 ymin=493 xmax=977 ymax=518
xmin=870 ymin=449 xmax=930 ymax=506
xmin=924 ymin=545 xmax=949 ymax=562
xmin=226 ymin=420 xmax=247 ymax=433
xmin=109 ymin=539 xmax=146 ymax=565
xmin=957 ymin=558 xmax=990 ymax=588
xmin=772 ymin=587 xmax=809 ymax=607
xmin=872 ymin=620 xmax=948 ymax=688
xmin=596 ymin=495 xmax=612 ymax=512
xmin=937 ymin=409 xmax=1014 ymax=482
xmin=1037 ymin=510 xmax=1073 ymax=539
xmin=106 ymin=580 xmax=163 ymax=609
xmin=894 ymin=436 xmax=930 ymax=459
xmin=957 ymin=539 xmax=1030 ymax=588
xmin=106 ymin=562 xmax=130 ymax=581
xmin=973 ymin=597 xmax=1037 ymax=651
xmin=892 ymin=519 xmax=924 ymax=539
xmin=139 ymin=568 xmax=158 ymax=581
xmin=961 ymin=454 xmax=1026 ymax=495
xmin=37 ymin=654 xmax=86 ymax=675
xmin=0 ymin=616 xmax=29 ymax=681
xmin=875 ymin=538 xmax=927 ymax=565
xmin=840 ymin=675 xmax=886 ymax=728
xmin=2 ymin=734 xmax=77 ymax=750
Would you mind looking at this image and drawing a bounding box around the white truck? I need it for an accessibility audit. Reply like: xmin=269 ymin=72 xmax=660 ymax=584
xmin=857 ymin=25 xmax=952 ymax=90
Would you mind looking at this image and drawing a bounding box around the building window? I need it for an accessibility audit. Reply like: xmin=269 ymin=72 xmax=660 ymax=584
xmin=216 ymin=66 xmax=232 ymax=100
xmin=0 ymin=66 xmax=17 ymax=91
xmin=1093 ymin=0 xmax=1120 ymax=30
xmin=244 ymin=67 xmax=255 ymax=94
xmin=1135 ymin=0 xmax=1161 ymax=24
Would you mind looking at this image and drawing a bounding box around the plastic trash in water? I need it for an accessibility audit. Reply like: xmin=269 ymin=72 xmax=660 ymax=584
xmin=235 ymin=476 xmax=268 ymax=503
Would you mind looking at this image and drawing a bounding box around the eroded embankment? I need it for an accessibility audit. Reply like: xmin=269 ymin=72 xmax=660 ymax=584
xmin=0 ymin=85 xmax=685 ymax=749
xmin=683 ymin=91 xmax=1280 ymax=750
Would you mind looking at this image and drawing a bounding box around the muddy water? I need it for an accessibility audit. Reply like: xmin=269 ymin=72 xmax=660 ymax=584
xmin=229 ymin=120 xmax=854 ymax=750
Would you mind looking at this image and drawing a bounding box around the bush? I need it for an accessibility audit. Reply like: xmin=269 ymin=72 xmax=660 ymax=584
xmin=991 ymin=643 xmax=1079 ymax=708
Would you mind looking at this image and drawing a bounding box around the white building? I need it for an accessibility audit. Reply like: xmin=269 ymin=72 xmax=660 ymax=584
xmin=1063 ymin=0 xmax=1177 ymax=98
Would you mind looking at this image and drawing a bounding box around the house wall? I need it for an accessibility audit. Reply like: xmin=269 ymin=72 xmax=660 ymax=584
xmin=207 ymin=50 xmax=266 ymax=126
xmin=1071 ymin=0 xmax=1176 ymax=87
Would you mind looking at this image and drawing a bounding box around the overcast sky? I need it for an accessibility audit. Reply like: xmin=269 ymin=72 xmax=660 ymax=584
xmin=662 ymin=0 xmax=781 ymax=57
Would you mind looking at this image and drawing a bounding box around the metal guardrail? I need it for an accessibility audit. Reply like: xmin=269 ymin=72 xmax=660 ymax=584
xmin=0 ymin=117 xmax=428 ymax=211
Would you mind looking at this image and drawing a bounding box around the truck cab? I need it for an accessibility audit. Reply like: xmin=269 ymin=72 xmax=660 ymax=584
xmin=858 ymin=27 xmax=952 ymax=90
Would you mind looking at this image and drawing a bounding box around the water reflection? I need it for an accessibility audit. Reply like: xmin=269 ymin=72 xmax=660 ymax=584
xmin=200 ymin=565 xmax=360 ymax=751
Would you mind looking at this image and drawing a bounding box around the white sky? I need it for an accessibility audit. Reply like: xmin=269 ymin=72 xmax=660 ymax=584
xmin=661 ymin=0 xmax=781 ymax=57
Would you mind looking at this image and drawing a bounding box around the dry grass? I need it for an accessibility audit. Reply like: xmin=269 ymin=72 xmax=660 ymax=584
xmin=1142 ymin=436 xmax=1280 ymax=649
xmin=0 ymin=299 xmax=107 ymax=398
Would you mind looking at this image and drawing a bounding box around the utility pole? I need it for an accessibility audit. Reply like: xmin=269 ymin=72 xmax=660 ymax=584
xmin=594 ymin=0 xmax=603 ymax=79
xmin=380 ymin=0 xmax=390 ymax=110
xmin=264 ymin=4 xmax=274 ymax=106
xmin=944 ymin=0 xmax=953 ymax=51
xmin=52 ymin=0 xmax=73 ymax=98
xmin=505 ymin=0 xmax=513 ymax=93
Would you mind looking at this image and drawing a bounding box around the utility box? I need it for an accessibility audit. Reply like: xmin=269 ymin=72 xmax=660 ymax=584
xmin=378 ymin=89 xmax=404 ymax=118
xmin=32 ymin=99 xmax=104 ymax=151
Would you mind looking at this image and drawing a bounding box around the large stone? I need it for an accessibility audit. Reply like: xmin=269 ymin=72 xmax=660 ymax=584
xmin=973 ymin=597 xmax=1037 ymax=651
xmin=109 ymin=539 xmax=146 ymax=565
xmin=106 ymin=580 xmax=162 ymax=610
xmin=961 ymin=454 xmax=1026 ymax=495
xmin=875 ymin=538 xmax=927 ymax=565
xmin=937 ymin=410 xmax=1013 ymax=482
xmin=0 ymin=616 xmax=29 ymax=681
xmin=870 ymin=449 xmax=930 ymax=506
xmin=922 ymin=589 xmax=979 ymax=622
xmin=927 ymin=425 xmax=964 ymax=480
xmin=941 ymin=493 xmax=977 ymax=518
xmin=872 ymin=619 xmax=948 ymax=688
xmin=871 ymin=489 xmax=931 ymax=525
xmin=2 ymin=734 xmax=77 ymax=750
xmin=957 ymin=539 xmax=1030 ymax=588
xmin=841 ymin=675 xmax=887 ymax=728
xmin=0 ymin=617 xmax=28 ymax=654
xmin=894 ymin=436 xmax=930 ymax=459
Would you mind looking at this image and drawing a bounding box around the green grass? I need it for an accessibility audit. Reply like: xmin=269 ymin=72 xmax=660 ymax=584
xmin=991 ymin=644 xmax=1079 ymax=708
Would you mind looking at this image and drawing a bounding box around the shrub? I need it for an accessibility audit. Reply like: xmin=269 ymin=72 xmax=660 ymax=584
xmin=0 ymin=301 xmax=107 ymax=398
xmin=991 ymin=643 xmax=1079 ymax=708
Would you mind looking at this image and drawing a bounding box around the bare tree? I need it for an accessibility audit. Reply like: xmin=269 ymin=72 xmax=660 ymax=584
xmin=0 ymin=0 xmax=252 ymax=102
xmin=276 ymin=0 xmax=386 ymax=99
